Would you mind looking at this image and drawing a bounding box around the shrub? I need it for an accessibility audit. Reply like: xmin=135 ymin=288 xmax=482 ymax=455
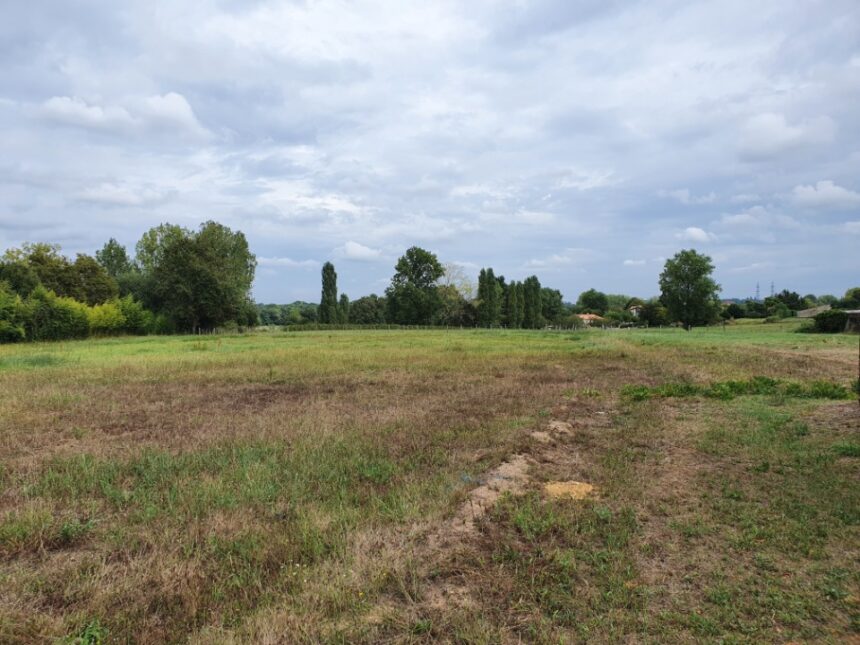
xmin=116 ymin=295 xmax=153 ymax=335
xmin=87 ymin=301 xmax=127 ymax=336
xmin=812 ymin=309 xmax=848 ymax=333
xmin=24 ymin=286 xmax=89 ymax=341
xmin=0 ymin=283 xmax=29 ymax=343
xmin=0 ymin=320 xmax=25 ymax=343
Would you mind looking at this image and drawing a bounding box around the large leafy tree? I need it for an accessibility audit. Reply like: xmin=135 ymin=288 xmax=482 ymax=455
xmin=659 ymin=249 xmax=720 ymax=330
xmin=142 ymin=221 xmax=256 ymax=331
xmin=72 ymin=254 xmax=119 ymax=305
xmin=0 ymin=260 xmax=40 ymax=297
xmin=386 ymin=247 xmax=443 ymax=325
xmin=95 ymin=238 xmax=133 ymax=278
xmin=2 ymin=243 xmax=117 ymax=304
xmin=577 ymin=288 xmax=608 ymax=314
xmin=840 ymin=287 xmax=860 ymax=309
xmin=349 ymin=295 xmax=387 ymax=324
xmin=541 ymin=287 xmax=564 ymax=324
xmin=319 ymin=262 xmax=338 ymax=323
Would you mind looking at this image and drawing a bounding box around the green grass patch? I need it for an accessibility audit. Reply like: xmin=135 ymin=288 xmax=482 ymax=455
xmin=622 ymin=376 xmax=852 ymax=402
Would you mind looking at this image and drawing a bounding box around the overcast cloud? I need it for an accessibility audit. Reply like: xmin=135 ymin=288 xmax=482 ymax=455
xmin=1 ymin=0 xmax=858 ymax=302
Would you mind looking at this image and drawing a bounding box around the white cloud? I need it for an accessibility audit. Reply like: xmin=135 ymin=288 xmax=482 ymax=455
xmin=74 ymin=182 xmax=174 ymax=206
xmin=792 ymin=180 xmax=860 ymax=210
xmin=334 ymin=240 xmax=383 ymax=261
xmin=257 ymin=256 xmax=319 ymax=268
xmin=41 ymin=96 xmax=135 ymax=131
xmin=712 ymin=206 xmax=800 ymax=243
xmin=623 ymin=259 xmax=646 ymax=266
xmin=676 ymin=226 xmax=714 ymax=243
xmin=730 ymin=193 xmax=760 ymax=204
xmin=525 ymin=247 xmax=599 ymax=269
xmin=727 ymin=261 xmax=773 ymax=274
xmin=556 ymin=168 xmax=616 ymax=191
xmin=39 ymin=93 xmax=209 ymax=138
xmin=659 ymin=188 xmax=716 ymax=205
xmin=739 ymin=113 xmax=836 ymax=161
xmin=844 ymin=221 xmax=860 ymax=234
xmin=138 ymin=92 xmax=210 ymax=138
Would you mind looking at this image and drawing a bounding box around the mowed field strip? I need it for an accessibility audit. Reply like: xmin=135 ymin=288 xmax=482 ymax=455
xmin=0 ymin=322 xmax=857 ymax=643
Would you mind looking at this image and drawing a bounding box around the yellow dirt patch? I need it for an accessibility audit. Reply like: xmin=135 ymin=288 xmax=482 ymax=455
xmin=543 ymin=480 xmax=595 ymax=500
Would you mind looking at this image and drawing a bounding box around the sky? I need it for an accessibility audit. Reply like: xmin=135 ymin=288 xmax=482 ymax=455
xmin=1 ymin=0 xmax=858 ymax=303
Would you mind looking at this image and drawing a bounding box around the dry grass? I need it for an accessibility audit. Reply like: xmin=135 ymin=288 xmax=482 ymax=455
xmin=0 ymin=325 xmax=857 ymax=643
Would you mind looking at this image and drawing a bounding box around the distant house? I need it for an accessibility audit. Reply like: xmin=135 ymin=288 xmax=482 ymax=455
xmin=628 ymin=304 xmax=644 ymax=318
xmin=797 ymin=304 xmax=831 ymax=318
xmin=577 ymin=313 xmax=606 ymax=327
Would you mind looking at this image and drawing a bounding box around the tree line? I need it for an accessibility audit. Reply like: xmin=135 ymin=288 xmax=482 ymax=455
xmin=3 ymin=225 xmax=856 ymax=343
xmin=0 ymin=221 xmax=256 ymax=342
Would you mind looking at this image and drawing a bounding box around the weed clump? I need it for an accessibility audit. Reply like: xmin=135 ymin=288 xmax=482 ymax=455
xmin=622 ymin=377 xmax=852 ymax=402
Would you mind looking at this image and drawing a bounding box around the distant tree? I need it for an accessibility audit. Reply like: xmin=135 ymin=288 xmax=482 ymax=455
xmin=767 ymin=289 xmax=804 ymax=312
xmin=841 ymin=287 xmax=860 ymax=309
xmin=522 ymin=276 xmax=544 ymax=329
xmin=145 ymin=221 xmax=256 ymax=331
xmin=3 ymin=243 xmax=117 ymax=304
xmin=386 ymin=247 xmax=443 ymax=325
xmin=319 ymin=262 xmax=338 ymax=324
xmin=659 ymin=249 xmax=721 ymax=330
xmin=135 ymin=224 xmax=188 ymax=273
xmin=723 ymin=303 xmax=746 ymax=319
xmin=434 ymin=285 xmax=472 ymax=326
xmin=72 ymin=254 xmax=119 ymax=305
xmin=0 ymin=260 xmax=40 ymax=297
xmin=540 ymin=288 xmax=564 ymax=325
xmin=744 ymin=299 xmax=767 ymax=318
xmin=477 ymin=267 xmax=502 ymax=327
xmin=440 ymin=262 xmax=475 ymax=300
xmin=6 ymin=243 xmax=76 ymax=298
xmin=95 ymin=238 xmax=133 ymax=278
xmin=349 ymin=295 xmax=387 ymax=324
xmin=817 ymin=294 xmax=839 ymax=306
xmin=639 ymin=300 xmax=670 ymax=327
xmin=337 ymin=293 xmax=350 ymax=324
xmin=605 ymin=294 xmax=631 ymax=312
xmin=766 ymin=301 xmax=791 ymax=319
xmin=577 ymin=289 xmax=609 ymax=314
xmin=506 ymin=281 xmax=523 ymax=328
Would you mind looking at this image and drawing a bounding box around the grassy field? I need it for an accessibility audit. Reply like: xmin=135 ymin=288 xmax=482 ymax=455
xmin=0 ymin=321 xmax=857 ymax=643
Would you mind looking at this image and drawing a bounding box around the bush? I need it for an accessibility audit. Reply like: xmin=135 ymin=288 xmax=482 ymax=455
xmin=0 ymin=283 xmax=29 ymax=342
xmin=24 ymin=286 xmax=89 ymax=341
xmin=812 ymin=309 xmax=848 ymax=333
xmin=87 ymin=301 xmax=127 ymax=336
xmin=0 ymin=320 xmax=25 ymax=343
xmin=116 ymin=295 xmax=153 ymax=334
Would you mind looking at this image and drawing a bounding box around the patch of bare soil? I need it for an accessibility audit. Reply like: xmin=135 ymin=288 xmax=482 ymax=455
xmin=410 ymin=401 xmax=607 ymax=616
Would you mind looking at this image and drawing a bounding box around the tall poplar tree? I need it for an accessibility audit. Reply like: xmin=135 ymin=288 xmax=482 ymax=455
xmin=523 ymin=275 xmax=543 ymax=329
xmin=319 ymin=262 xmax=338 ymax=323
xmin=477 ymin=267 xmax=502 ymax=327
xmin=338 ymin=293 xmax=350 ymax=323
xmin=507 ymin=281 xmax=522 ymax=328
